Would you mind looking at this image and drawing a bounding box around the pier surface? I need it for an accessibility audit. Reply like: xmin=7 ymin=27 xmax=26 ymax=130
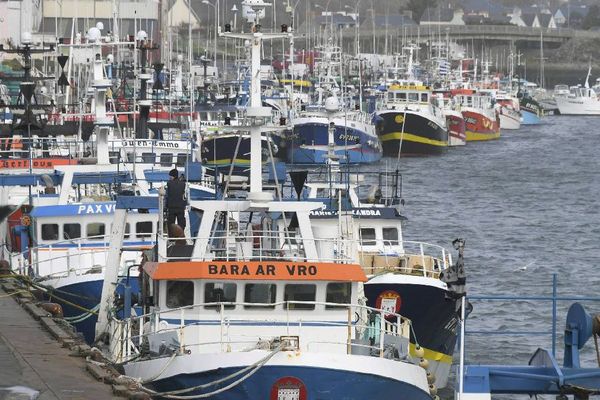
xmin=0 ymin=287 xmax=117 ymax=399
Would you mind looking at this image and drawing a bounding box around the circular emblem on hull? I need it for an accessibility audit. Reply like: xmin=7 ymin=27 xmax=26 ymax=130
xmin=394 ymin=114 xmax=405 ymax=124
xmin=375 ymin=290 xmax=402 ymax=318
xmin=270 ymin=376 xmax=307 ymax=400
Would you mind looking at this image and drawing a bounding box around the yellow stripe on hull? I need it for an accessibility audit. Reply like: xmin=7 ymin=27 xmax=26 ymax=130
xmin=409 ymin=342 xmax=453 ymax=364
xmin=380 ymin=132 xmax=448 ymax=147
xmin=465 ymin=130 xmax=501 ymax=142
xmin=206 ymin=158 xmax=251 ymax=166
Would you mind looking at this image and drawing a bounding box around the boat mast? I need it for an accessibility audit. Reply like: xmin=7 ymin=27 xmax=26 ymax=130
xmin=221 ymin=0 xmax=290 ymax=201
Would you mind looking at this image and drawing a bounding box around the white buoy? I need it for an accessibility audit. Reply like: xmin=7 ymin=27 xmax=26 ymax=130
xmin=414 ymin=345 xmax=425 ymax=358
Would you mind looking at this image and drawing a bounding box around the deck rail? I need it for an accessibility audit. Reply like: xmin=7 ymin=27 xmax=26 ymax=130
xmin=109 ymin=300 xmax=414 ymax=364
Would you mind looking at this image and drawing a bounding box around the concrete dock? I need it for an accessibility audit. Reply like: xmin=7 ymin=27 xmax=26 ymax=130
xmin=0 ymin=285 xmax=118 ymax=399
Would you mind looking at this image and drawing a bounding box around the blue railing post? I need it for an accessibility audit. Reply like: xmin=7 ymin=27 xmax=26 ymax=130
xmin=552 ymin=273 xmax=557 ymax=357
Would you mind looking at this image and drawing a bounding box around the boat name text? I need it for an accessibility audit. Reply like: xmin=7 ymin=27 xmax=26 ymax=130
xmin=208 ymin=263 xmax=318 ymax=276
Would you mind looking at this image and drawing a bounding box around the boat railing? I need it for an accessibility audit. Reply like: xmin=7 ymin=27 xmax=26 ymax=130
xmin=456 ymin=274 xmax=600 ymax=397
xmin=359 ymin=240 xmax=452 ymax=278
xmin=0 ymin=136 xmax=85 ymax=161
xmin=13 ymin=235 xmax=150 ymax=278
xmin=160 ymin=232 xmax=358 ymax=264
xmin=108 ymin=300 xmax=414 ymax=364
xmin=158 ymin=233 xmax=452 ymax=269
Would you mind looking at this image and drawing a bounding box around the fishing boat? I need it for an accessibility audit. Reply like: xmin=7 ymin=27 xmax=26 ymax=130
xmin=555 ymin=86 xmax=600 ymax=116
xmin=301 ymin=168 xmax=465 ymax=389
xmin=376 ymin=82 xmax=448 ymax=156
xmin=433 ymin=91 xmax=466 ymax=146
xmin=495 ymin=91 xmax=521 ymax=130
xmin=286 ymin=96 xmax=382 ymax=164
xmin=98 ymin=3 xmax=435 ymax=398
xmin=286 ymin=40 xmax=381 ymax=164
xmin=7 ymin=201 xmax=157 ymax=343
xmin=556 ymin=70 xmax=600 ymax=115
xmin=375 ymin=46 xmax=448 ymax=156
xmin=518 ymin=92 xmax=543 ymax=124
xmin=452 ymin=89 xmax=500 ymax=141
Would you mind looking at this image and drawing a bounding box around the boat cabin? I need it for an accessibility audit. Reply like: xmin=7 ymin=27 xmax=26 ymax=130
xmin=139 ymin=259 xmax=402 ymax=357
xmin=384 ymin=83 xmax=432 ymax=107
xmin=570 ymin=87 xmax=597 ymax=99
xmin=10 ymin=202 xmax=158 ymax=278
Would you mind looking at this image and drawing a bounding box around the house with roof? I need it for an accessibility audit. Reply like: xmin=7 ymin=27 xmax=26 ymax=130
xmin=509 ymin=7 xmax=557 ymax=28
xmin=553 ymin=8 xmax=567 ymax=26
xmin=557 ymin=3 xmax=590 ymax=27
xmin=314 ymin=12 xmax=358 ymax=29
xmin=459 ymin=0 xmax=506 ymax=19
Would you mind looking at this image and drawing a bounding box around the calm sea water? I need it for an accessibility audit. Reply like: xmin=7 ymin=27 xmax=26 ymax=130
xmin=375 ymin=116 xmax=600 ymax=398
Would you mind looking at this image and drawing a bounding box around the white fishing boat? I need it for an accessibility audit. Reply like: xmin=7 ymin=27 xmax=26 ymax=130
xmin=97 ymin=2 xmax=435 ymax=398
xmin=556 ymin=68 xmax=600 ymax=115
xmin=494 ymin=91 xmax=521 ymax=130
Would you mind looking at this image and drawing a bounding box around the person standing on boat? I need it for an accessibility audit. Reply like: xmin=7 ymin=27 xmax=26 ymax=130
xmin=166 ymin=169 xmax=187 ymax=229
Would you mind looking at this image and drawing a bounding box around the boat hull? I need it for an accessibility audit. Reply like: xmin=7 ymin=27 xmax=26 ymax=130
xmin=286 ymin=118 xmax=381 ymax=164
xmin=200 ymin=134 xmax=281 ymax=169
xmin=126 ymin=352 xmax=432 ymax=399
xmin=46 ymin=274 xmax=140 ymax=344
xmin=364 ymin=275 xmax=459 ymax=388
xmin=445 ymin=112 xmax=466 ymax=146
xmin=520 ymin=97 xmax=542 ymax=124
xmin=555 ymin=97 xmax=600 ymax=115
xmin=499 ymin=108 xmax=521 ymax=130
xmin=377 ymin=110 xmax=448 ymax=156
xmin=462 ymin=109 xmax=500 ymax=141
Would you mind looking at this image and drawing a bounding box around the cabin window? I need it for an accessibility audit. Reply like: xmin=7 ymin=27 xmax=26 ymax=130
xmin=176 ymin=153 xmax=188 ymax=167
xmin=41 ymin=224 xmax=59 ymax=241
xmin=398 ymin=92 xmax=407 ymax=101
xmin=244 ymin=284 xmax=276 ymax=309
xmin=360 ymin=228 xmax=377 ymax=246
xmin=382 ymin=228 xmax=399 ymax=245
xmin=284 ymin=284 xmax=316 ymax=310
xmin=142 ymin=152 xmax=156 ymax=163
xmin=160 ymin=153 xmax=173 ymax=167
xmin=86 ymin=223 xmax=106 ymax=240
xmin=421 ymin=93 xmax=428 ymax=103
xmin=204 ymin=282 xmax=236 ymax=309
xmin=109 ymin=151 xmax=120 ymax=164
xmin=326 ymin=283 xmax=352 ymax=309
xmin=166 ymin=281 xmax=194 ymax=308
xmin=63 ymin=223 xmax=81 ymax=240
xmin=136 ymin=221 xmax=153 ymax=239
xmin=408 ymin=93 xmax=419 ymax=102
xmin=126 ymin=152 xmax=135 ymax=162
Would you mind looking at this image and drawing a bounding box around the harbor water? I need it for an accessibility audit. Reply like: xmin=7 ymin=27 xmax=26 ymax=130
xmin=372 ymin=115 xmax=600 ymax=396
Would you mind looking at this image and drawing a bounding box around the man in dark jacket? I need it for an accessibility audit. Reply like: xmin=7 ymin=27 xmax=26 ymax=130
xmin=166 ymin=169 xmax=187 ymax=229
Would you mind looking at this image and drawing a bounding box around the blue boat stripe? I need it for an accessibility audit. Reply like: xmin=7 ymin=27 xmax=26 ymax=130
xmin=160 ymin=319 xmax=353 ymax=327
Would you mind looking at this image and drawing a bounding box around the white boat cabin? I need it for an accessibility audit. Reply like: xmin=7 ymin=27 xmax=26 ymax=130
xmin=11 ymin=202 xmax=158 ymax=278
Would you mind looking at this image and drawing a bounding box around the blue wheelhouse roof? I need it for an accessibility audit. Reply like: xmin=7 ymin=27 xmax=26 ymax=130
xmin=30 ymin=202 xmax=158 ymax=218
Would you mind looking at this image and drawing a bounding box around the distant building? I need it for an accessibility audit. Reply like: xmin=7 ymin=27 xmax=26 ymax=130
xmin=38 ymin=0 xmax=160 ymax=39
xmin=554 ymin=9 xmax=567 ymax=26
xmin=0 ymin=0 xmax=43 ymax=45
xmin=315 ymin=12 xmax=358 ymax=29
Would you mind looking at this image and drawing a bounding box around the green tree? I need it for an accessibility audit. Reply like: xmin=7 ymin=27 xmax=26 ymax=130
xmin=583 ymin=5 xmax=600 ymax=30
